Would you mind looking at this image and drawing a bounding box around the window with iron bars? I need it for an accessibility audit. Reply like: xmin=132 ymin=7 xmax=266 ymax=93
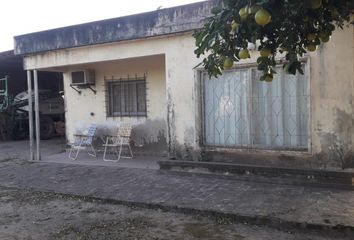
xmin=107 ymin=78 xmax=147 ymax=117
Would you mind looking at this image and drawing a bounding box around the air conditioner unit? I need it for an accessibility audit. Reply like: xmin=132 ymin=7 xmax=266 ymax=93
xmin=71 ymin=70 xmax=95 ymax=86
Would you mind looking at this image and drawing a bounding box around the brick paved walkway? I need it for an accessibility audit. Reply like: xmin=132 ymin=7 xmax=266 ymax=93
xmin=0 ymin=160 xmax=353 ymax=231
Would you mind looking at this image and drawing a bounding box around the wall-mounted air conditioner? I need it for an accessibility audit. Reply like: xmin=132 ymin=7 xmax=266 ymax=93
xmin=71 ymin=69 xmax=95 ymax=86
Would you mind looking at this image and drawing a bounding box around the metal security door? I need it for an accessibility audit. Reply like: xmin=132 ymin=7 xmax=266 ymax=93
xmin=202 ymin=66 xmax=309 ymax=150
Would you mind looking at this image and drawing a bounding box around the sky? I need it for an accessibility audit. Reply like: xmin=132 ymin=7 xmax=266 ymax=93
xmin=0 ymin=0 xmax=203 ymax=52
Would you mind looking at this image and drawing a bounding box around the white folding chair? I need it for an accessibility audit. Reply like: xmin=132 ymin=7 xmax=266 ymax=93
xmin=103 ymin=123 xmax=133 ymax=162
xmin=68 ymin=124 xmax=97 ymax=160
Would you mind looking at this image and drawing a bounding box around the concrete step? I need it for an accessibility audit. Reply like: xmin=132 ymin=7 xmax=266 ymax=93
xmin=158 ymin=160 xmax=354 ymax=189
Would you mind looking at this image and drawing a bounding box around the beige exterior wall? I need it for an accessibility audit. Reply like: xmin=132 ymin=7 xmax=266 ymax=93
xmin=310 ymin=26 xmax=354 ymax=155
xmin=23 ymin=26 xmax=354 ymax=161
xmin=24 ymin=34 xmax=201 ymax=156
xmin=61 ymin=55 xmax=167 ymax=148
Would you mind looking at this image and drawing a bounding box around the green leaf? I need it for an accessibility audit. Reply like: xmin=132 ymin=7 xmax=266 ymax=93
xmin=193 ymin=0 xmax=354 ymax=80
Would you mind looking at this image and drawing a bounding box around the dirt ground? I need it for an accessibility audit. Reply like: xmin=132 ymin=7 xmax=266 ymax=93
xmin=0 ymin=186 xmax=350 ymax=240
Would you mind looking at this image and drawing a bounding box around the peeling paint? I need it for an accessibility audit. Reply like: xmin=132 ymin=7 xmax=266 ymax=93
xmin=183 ymin=126 xmax=194 ymax=146
xmin=131 ymin=119 xmax=167 ymax=146
xmin=73 ymin=119 xmax=167 ymax=151
xmin=167 ymin=88 xmax=176 ymax=159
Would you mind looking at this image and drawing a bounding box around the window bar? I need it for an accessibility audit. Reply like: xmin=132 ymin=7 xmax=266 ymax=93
xmin=128 ymin=74 xmax=131 ymax=117
xmin=249 ymin=68 xmax=254 ymax=148
xmin=144 ymin=73 xmax=147 ymax=117
xmin=120 ymin=77 xmax=123 ymax=118
xmin=104 ymin=76 xmax=108 ymax=118
xmin=111 ymin=76 xmax=115 ymax=120
xmin=212 ymin=77 xmax=216 ymax=146
xmin=111 ymin=77 xmax=114 ymax=117
xmin=104 ymin=77 xmax=107 ymax=119
xmin=201 ymin=72 xmax=206 ymax=146
xmin=135 ymin=74 xmax=139 ymax=116
xmin=106 ymin=76 xmax=109 ymax=116
xmin=221 ymin=75 xmax=225 ymax=146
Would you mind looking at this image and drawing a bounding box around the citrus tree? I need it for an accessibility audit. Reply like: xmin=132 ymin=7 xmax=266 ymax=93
xmin=194 ymin=0 xmax=354 ymax=81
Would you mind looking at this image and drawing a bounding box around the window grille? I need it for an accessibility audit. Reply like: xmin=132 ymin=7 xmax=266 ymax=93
xmin=106 ymin=77 xmax=147 ymax=117
xmin=202 ymin=65 xmax=309 ymax=150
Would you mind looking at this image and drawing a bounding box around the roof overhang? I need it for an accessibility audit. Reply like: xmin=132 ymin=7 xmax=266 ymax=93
xmin=0 ymin=50 xmax=23 ymax=70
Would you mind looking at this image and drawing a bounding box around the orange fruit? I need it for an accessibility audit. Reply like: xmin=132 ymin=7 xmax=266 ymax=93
xmin=239 ymin=49 xmax=250 ymax=59
xmin=307 ymin=33 xmax=316 ymax=41
xmin=283 ymin=64 xmax=290 ymax=74
xmin=331 ymin=8 xmax=340 ymax=19
xmin=260 ymin=48 xmax=271 ymax=58
xmin=239 ymin=7 xmax=249 ymax=21
xmin=307 ymin=44 xmax=317 ymax=52
xmin=320 ymin=35 xmax=330 ymax=43
xmin=311 ymin=0 xmax=322 ymax=9
xmin=255 ymin=9 xmax=271 ymax=26
xmin=231 ymin=21 xmax=240 ymax=31
xmin=223 ymin=58 xmax=234 ymax=69
xmin=264 ymin=74 xmax=273 ymax=82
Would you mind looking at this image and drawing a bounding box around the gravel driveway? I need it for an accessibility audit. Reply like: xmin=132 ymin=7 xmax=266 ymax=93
xmin=0 ymin=186 xmax=350 ymax=240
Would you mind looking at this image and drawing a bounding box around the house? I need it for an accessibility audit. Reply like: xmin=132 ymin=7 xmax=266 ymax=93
xmin=13 ymin=1 xmax=354 ymax=168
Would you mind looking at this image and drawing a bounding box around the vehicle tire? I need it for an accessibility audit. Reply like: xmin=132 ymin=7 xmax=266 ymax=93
xmin=40 ymin=116 xmax=54 ymax=140
xmin=11 ymin=124 xmax=28 ymax=140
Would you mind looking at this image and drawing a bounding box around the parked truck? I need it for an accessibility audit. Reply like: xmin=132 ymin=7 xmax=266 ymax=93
xmin=0 ymin=76 xmax=65 ymax=140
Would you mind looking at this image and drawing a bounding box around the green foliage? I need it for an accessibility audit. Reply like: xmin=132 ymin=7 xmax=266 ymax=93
xmin=194 ymin=0 xmax=354 ymax=80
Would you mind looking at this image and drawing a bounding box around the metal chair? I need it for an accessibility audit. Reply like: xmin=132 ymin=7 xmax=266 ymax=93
xmin=103 ymin=123 xmax=133 ymax=162
xmin=68 ymin=124 xmax=97 ymax=160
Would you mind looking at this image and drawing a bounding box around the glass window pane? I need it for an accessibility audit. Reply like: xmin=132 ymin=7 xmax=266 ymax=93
xmin=107 ymin=79 xmax=147 ymax=117
xmin=112 ymin=84 xmax=121 ymax=114
xmin=203 ymin=69 xmax=251 ymax=147
xmin=137 ymin=82 xmax=146 ymax=113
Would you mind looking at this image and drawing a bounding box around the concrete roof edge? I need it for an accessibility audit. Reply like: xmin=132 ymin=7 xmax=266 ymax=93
xmin=14 ymin=0 xmax=219 ymax=56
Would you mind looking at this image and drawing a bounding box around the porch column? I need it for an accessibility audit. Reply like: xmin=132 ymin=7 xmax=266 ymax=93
xmin=33 ymin=70 xmax=41 ymax=161
xmin=26 ymin=70 xmax=34 ymax=161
